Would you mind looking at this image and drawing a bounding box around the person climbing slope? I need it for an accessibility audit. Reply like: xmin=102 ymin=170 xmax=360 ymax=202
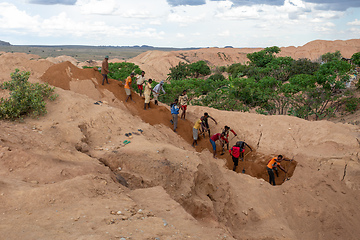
xmin=209 ymin=132 xmax=225 ymax=159
xmin=221 ymin=125 xmax=237 ymax=154
xmin=124 ymin=72 xmax=135 ymax=103
xmin=136 ymin=71 xmax=146 ymax=97
xmin=144 ymin=79 xmax=154 ymax=110
xmin=178 ymin=90 xmax=189 ymax=120
xmin=153 ymin=81 xmax=166 ymax=105
xmin=170 ymin=98 xmax=180 ymax=132
xmin=192 ymin=116 xmax=205 ymax=147
xmin=201 ymin=112 xmax=217 ymax=138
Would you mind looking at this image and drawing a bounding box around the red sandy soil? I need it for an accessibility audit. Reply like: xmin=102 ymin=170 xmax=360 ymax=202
xmin=1 ymin=39 xmax=360 ymax=240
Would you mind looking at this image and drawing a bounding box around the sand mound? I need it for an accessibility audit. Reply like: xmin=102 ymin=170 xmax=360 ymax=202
xmin=46 ymin=55 xmax=79 ymax=66
xmin=1 ymin=39 xmax=360 ymax=239
xmin=0 ymin=52 xmax=53 ymax=83
xmin=40 ymin=61 xmax=102 ymax=92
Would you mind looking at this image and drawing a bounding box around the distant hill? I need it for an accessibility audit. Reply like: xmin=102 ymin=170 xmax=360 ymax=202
xmin=0 ymin=40 xmax=11 ymax=46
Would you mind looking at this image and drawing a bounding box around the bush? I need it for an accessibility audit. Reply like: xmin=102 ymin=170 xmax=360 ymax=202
xmin=344 ymin=97 xmax=360 ymax=113
xmin=0 ymin=69 xmax=57 ymax=120
xmin=208 ymin=73 xmax=226 ymax=82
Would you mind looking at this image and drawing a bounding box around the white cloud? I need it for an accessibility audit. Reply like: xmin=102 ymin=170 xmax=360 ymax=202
xmin=215 ymin=5 xmax=260 ymax=20
xmin=313 ymin=11 xmax=343 ymax=19
xmin=323 ymin=22 xmax=335 ymax=27
xmin=77 ymin=0 xmax=118 ymax=15
xmin=218 ymin=30 xmax=230 ymax=37
xmin=348 ymin=27 xmax=360 ymax=34
xmin=167 ymin=12 xmax=205 ymax=26
xmin=0 ymin=3 xmax=40 ymax=31
xmin=0 ymin=0 xmax=359 ymax=48
xmin=347 ymin=19 xmax=360 ymax=26
xmin=314 ymin=26 xmax=331 ymax=32
xmin=149 ymin=20 xmax=162 ymax=25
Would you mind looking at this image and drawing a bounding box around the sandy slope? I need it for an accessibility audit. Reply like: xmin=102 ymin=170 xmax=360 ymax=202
xmin=1 ymin=40 xmax=360 ymax=240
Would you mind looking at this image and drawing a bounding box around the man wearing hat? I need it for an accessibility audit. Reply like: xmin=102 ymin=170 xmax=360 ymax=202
xmin=101 ymin=55 xmax=109 ymax=85
xmin=153 ymin=80 xmax=166 ymax=105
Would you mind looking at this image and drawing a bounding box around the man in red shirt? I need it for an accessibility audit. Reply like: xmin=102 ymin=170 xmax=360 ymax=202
xmin=209 ymin=132 xmax=225 ymax=159
xmin=229 ymin=141 xmax=242 ymax=171
xmin=221 ymin=125 xmax=237 ymax=154
xmin=229 ymin=141 xmax=252 ymax=172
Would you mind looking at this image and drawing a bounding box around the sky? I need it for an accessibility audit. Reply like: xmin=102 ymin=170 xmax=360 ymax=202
xmin=0 ymin=0 xmax=359 ymax=48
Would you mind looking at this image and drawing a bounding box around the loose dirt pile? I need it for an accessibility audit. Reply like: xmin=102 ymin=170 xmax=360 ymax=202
xmin=1 ymin=40 xmax=360 ymax=240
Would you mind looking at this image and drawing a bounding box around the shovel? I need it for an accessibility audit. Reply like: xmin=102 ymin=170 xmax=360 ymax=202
xmin=282 ymin=157 xmax=293 ymax=182
xmin=241 ymin=151 xmax=252 ymax=173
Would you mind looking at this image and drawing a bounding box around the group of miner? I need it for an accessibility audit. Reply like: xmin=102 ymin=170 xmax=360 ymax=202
xmin=101 ymin=56 xmax=293 ymax=186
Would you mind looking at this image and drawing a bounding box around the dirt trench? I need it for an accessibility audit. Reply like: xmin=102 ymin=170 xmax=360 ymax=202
xmin=93 ymin=75 xmax=297 ymax=184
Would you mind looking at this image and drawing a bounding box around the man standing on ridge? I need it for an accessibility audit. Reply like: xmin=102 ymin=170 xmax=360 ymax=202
xmin=170 ymin=99 xmax=180 ymax=132
xmin=153 ymin=81 xmax=166 ymax=105
xmin=125 ymin=72 xmax=135 ymax=103
xmin=101 ymin=55 xmax=109 ymax=85
xmin=144 ymin=79 xmax=154 ymax=110
xmin=137 ymin=71 xmax=146 ymax=97
xmin=266 ymin=155 xmax=292 ymax=186
xmin=178 ymin=90 xmax=189 ymax=120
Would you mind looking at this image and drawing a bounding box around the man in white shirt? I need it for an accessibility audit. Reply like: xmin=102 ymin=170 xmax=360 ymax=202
xmin=153 ymin=81 xmax=166 ymax=105
xmin=136 ymin=71 xmax=146 ymax=97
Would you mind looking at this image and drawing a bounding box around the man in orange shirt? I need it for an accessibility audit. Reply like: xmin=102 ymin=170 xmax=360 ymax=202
xmin=266 ymin=155 xmax=292 ymax=186
xmin=125 ymin=72 xmax=135 ymax=103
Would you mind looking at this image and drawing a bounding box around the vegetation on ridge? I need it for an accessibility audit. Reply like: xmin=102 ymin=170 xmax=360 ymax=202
xmin=0 ymin=69 xmax=57 ymax=120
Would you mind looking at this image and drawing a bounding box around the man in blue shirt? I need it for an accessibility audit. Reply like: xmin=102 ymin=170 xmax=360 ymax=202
xmin=170 ymin=99 xmax=180 ymax=132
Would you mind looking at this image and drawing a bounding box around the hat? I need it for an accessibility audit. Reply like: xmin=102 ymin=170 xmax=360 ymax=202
xmin=105 ymin=55 xmax=109 ymax=59
xmin=130 ymin=72 xmax=135 ymax=75
xmin=160 ymin=80 xmax=164 ymax=84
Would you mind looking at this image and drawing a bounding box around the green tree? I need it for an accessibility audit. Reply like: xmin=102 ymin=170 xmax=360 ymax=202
xmin=290 ymin=58 xmax=320 ymax=76
xmin=227 ymin=63 xmax=247 ymax=78
xmin=247 ymin=46 xmax=280 ymax=67
xmin=208 ymin=73 xmax=226 ymax=82
xmin=351 ymin=52 xmax=360 ymax=66
xmin=321 ymin=50 xmax=342 ymax=63
xmin=167 ymin=62 xmax=190 ymax=80
xmin=108 ymin=62 xmax=142 ymax=81
xmin=189 ymin=60 xmax=211 ymax=78
xmin=288 ymin=59 xmax=353 ymax=120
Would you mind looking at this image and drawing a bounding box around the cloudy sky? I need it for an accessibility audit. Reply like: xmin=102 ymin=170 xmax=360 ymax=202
xmin=0 ymin=0 xmax=359 ymax=48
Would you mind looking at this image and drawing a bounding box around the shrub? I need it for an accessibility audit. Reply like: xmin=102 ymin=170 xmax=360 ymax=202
xmin=344 ymin=97 xmax=360 ymax=113
xmin=0 ymin=69 xmax=57 ymax=120
xmin=208 ymin=73 xmax=226 ymax=82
